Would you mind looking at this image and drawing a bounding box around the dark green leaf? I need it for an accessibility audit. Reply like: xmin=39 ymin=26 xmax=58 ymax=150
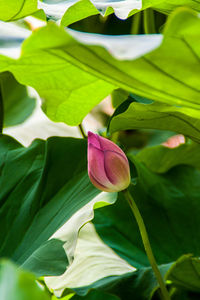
xmin=71 ymin=289 xmax=120 ymax=300
xmin=21 ymin=239 xmax=68 ymax=277
xmin=0 ymin=72 xmax=36 ymax=127
xmin=0 ymin=134 xmax=99 ymax=274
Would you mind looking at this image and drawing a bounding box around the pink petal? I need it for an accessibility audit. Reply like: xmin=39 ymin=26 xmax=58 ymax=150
xmin=88 ymin=143 xmax=111 ymax=187
xmin=89 ymin=172 xmax=115 ymax=192
xmin=88 ymin=131 xmax=101 ymax=150
xmin=98 ymin=135 xmax=128 ymax=160
xmin=104 ymin=150 xmax=130 ymax=191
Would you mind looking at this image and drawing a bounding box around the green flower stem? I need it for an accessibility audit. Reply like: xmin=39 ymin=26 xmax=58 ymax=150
xmin=143 ymin=8 xmax=156 ymax=34
xmin=0 ymin=84 xmax=3 ymax=134
xmin=123 ymin=189 xmax=170 ymax=300
xmin=78 ymin=123 xmax=87 ymax=138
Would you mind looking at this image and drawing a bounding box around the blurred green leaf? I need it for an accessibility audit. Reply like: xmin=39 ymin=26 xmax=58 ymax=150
xmin=0 ymin=260 xmax=50 ymax=300
xmin=167 ymin=255 xmax=200 ymax=293
xmin=0 ymin=72 xmax=36 ymax=127
xmin=135 ymin=142 xmax=200 ymax=173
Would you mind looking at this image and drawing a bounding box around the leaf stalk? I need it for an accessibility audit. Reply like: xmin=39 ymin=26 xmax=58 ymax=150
xmin=78 ymin=123 xmax=87 ymax=138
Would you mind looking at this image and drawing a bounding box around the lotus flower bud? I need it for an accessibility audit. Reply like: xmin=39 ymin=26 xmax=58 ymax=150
xmin=87 ymin=131 xmax=130 ymax=192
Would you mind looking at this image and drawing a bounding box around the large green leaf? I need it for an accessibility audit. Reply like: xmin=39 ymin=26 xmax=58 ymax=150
xmin=0 ymin=0 xmax=38 ymax=21
xmin=0 ymin=134 xmax=99 ymax=275
xmin=0 ymin=8 xmax=200 ymax=125
xmin=0 ymin=72 xmax=36 ymax=127
xmin=109 ymin=101 xmax=200 ymax=142
xmin=0 ymin=260 xmax=50 ymax=300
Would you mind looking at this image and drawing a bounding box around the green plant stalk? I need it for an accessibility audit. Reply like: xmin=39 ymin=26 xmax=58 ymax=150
xmin=0 ymin=83 xmax=3 ymax=134
xmin=123 ymin=189 xmax=170 ymax=300
xmin=143 ymin=8 xmax=156 ymax=34
xmin=131 ymin=12 xmax=141 ymax=35
xmin=78 ymin=123 xmax=87 ymax=138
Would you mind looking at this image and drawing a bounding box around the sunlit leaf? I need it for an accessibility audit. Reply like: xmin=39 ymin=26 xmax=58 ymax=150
xmin=109 ymin=101 xmax=200 ymax=143
xmin=0 ymin=9 xmax=200 ymax=125
xmin=0 ymin=0 xmax=38 ymax=22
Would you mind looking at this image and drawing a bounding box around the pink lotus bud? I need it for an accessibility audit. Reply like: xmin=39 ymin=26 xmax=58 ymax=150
xmin=87 ymin=131 xmax=131 ymax=192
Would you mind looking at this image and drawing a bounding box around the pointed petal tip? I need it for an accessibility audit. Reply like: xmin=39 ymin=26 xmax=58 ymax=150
xmin=87 ymin=131 xmax=101 ymax=149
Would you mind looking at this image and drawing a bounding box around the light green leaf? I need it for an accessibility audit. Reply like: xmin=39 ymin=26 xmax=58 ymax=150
xmin=0 ymin=8 xmax=200 ymax=125
xmin=135 ymin=142 xmax=200 ymax=173
xmin=61 ymin=0 xmax=99 ymax=27
xmin=0 ymin=260 xmax=50 ymax=300
xmin=0 ymin=134 xmax=99 ymax=275
xmin=111 ymin=89 xmax=129 ymax=108
xmin=153 ymin=0 xmax=200 ymax=14
xmin=109 ymin=101 xmax=200 ymax=142
xmin=1 ymin=72 xmax=36 ymax=127
xmin=0 ymin=0 xmax=38 ymax=22
xmin=61 ymin=0 xmax=200 ymax=26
